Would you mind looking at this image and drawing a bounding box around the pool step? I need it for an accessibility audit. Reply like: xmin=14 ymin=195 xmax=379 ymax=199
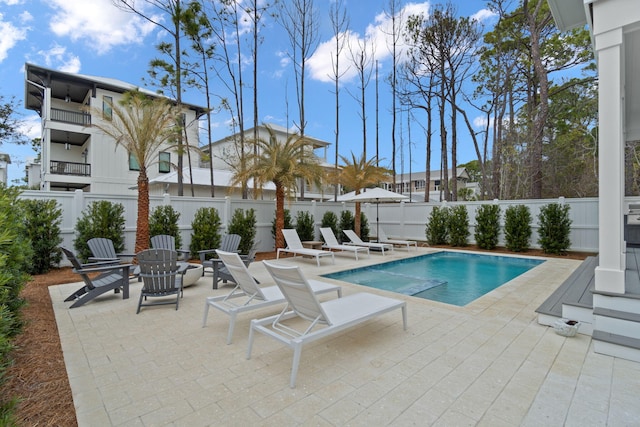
xmin=403 ymin=279 xmax=447 ymax=296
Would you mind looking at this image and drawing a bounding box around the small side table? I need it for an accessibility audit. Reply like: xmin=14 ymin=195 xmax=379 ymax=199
xmin=301 ymin=241 xmax=323 ymax=250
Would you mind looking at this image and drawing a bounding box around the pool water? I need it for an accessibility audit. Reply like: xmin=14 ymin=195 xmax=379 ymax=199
xmin=322 ymin=252 xmax=544 ymax=306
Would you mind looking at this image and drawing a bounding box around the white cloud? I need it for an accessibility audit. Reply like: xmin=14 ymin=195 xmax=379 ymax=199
xmin=0 ymin=0 xmax=23 ymax=5
xmin=19 ymin=114 xmax=42 ymax=141
xmin=307 ymin=2 xmax=430 ymax=84
xmin=19 ymin=11 xmax=32 ymax=23
xmin=48 ymin=0 xmax=158 ymax=54
xmin=471 ymin=9 xmax=498 ymax=23
xmin=36 ymin=44 xmax=81 ymax=73
xmin=0 ymin=13 xmax=27 ymax=62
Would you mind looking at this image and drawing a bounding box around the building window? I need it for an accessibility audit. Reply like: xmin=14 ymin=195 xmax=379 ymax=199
xmin=129 ymin=152 xmax=140 ymax=171
xmin=103 ymin=96 xmax=113 ymax=121
xmin=159 ymin=152 xmax=170 ymax=173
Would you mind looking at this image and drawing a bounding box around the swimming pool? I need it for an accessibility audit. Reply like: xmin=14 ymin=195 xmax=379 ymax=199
xmin=322 ymin=251 xmax=544 ymax=306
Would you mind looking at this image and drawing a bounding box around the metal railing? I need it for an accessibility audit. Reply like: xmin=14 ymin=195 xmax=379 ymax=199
xmin=51 ymin=108 xmax=92 ymax=126
xmin=50 ymin=160 xmax=91 ymax=176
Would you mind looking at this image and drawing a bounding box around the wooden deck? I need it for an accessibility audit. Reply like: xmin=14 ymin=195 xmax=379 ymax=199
xmin=535 ymin=256 xmax=597 ymax=317
xmin=536 ymin=248 xmax=640 ymax=318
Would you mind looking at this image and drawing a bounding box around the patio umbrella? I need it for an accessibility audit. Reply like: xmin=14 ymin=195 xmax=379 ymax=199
xmin=341 ymin=187 xmax=409 ymax=239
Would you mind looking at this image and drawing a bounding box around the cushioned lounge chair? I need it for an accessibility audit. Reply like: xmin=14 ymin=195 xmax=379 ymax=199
xmin=249 ymin=260 xmax=407 ymax=388
xmin=319 ymin=227 xmax=369 ymax=260
xmin=375 ymin=228 xmax=418 ymax=251
xmin=203 ymin=250 xmax=342 ymax=344
xmin=277 ymin=229 xmax=335 ymax=267
xmin=343 ymin=230 xmax=393 ymax=255
xmin=61 ymin=247 xmax=133 ymax=308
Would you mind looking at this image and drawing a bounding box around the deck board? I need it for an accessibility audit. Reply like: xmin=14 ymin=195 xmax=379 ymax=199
xmin=536 ymin=247 xmax=640 ymax=317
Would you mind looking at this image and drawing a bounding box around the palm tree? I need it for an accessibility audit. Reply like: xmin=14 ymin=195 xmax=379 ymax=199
xmin=333 ymin=152 xmax=391 ymax=237
xmin=230 ymin=125 xmax=324 ymax=249
xmin=89 ymin=91 xmax=180 ymax=254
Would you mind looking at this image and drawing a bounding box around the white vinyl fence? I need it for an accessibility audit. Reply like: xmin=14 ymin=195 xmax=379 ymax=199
xmin=21 ymin=189 xmax=630 ymax=255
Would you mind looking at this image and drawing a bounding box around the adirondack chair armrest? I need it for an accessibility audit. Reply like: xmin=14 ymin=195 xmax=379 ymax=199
xmin=87 ymin=257 xmax=120 ymax=263
xmin=74 ymin=263 xmax=134 ymax=274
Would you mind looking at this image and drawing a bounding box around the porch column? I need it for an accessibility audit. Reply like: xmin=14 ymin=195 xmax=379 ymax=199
xmin=594 ymin=28 xmax=625 ymax=294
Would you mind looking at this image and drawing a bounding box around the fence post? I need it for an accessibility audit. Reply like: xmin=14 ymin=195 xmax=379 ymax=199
xmin=73 ymin=189 xmax=84 ymax=227
xmin=163 ymin=192 xmax=171 ymax=206
xmin=224 ymin=196 xmax=231 ymax=231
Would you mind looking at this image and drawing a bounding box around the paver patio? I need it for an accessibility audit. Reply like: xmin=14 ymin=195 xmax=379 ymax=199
xmin=50 ymin=248 xmax=640 ymax=426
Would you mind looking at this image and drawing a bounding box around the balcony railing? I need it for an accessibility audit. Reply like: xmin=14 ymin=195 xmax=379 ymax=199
xmin=51 ymin=108 xmax=91 ymax=126
xmin=51 ymin=160 xmax=91 ymax=177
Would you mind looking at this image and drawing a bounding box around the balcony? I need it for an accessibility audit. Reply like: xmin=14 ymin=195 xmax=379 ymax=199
xmin=51 ymin=108 xmax=91 ymax=126
xmin=51 ymin=160 xmax=91 ymax=177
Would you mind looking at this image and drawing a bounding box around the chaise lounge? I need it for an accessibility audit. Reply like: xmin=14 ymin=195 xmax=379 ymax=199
xmin=277 ymin=229 xmax=335 ymax=267
xmin=319 ymin=227 xmax=369 ymax=260
xmin=248 ymin=260 xmax=407 ymax=388
xmin=343 ymin=229 xmax=394 ymax=255
xmin=203 ymin=250 xmax=342 ymax=344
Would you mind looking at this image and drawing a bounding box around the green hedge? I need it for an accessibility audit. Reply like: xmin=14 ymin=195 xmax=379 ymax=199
xmin=0 ymin=186 xmax=32 ymax=422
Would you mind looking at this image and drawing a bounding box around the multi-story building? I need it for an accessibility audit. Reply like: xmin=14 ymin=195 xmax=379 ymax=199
xmin=381 ymin=168 xmax=472 ymax=201
xmin=149 ymin=123 xmax=337 ymax=199
xmin=24 ymin=63 xmax=206 ymax=193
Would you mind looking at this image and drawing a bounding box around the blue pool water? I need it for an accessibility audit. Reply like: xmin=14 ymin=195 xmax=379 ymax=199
xmin=322 ymin=252 xmax=544 ymax=306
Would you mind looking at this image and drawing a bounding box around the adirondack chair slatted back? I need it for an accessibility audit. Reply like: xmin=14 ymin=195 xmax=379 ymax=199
xmin=137 ymin=249 xmax=180 ymax=295
xmin=220 ymin=234 xmax=241 ymax=253
xmin=151 ymin=235 xmax=177 ymax=251
xmin=61 ymin=247 xmax=96 ymax=290
xmin=87 ymin=238 xmax=117 ymax=260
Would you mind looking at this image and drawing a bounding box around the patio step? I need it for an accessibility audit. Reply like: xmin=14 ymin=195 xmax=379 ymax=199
xmin=593 ymin=306 xmax=640 ymax=363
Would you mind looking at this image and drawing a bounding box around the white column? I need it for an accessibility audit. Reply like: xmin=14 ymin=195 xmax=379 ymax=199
xmin=594 ymin=28 xmax=625 ymax=294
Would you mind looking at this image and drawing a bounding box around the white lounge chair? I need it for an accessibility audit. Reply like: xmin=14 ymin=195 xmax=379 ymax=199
xmin=250 ymin=260 xmax=407 ymax=388
xmin=277 ymin=229 xmax=335 ymax=267
xmin=319 ymin=227 xmax=369 ymax=260
xmin=375 ymin=228 xmax=419 ymax=251
xmin=203 ymin=250 xmax=342 ymax=344
xmin=343 ymin=229 xmax=393 ymax=255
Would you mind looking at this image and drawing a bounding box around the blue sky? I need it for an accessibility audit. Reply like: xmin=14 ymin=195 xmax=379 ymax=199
xmin=0 ymin=0 xmax=497 ymax=186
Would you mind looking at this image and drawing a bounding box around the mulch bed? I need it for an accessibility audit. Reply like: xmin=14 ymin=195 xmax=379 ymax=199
xmin=2 ymin=247 xmax=589 ymax=425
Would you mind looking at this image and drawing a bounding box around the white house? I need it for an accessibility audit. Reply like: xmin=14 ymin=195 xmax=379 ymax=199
xmin=24 ymin=63 xmax=206 ymax=194
xmin=547 ymin=0 xmax=640 ymax=361
xmin=151 ymin=123 xmax=337 ymax=199
xmin=382 ymin=168 xmax=473 ymax=201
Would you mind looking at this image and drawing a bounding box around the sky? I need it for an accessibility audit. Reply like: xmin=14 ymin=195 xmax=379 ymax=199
xmin=0 ymin=0 xmax=498 ymax=187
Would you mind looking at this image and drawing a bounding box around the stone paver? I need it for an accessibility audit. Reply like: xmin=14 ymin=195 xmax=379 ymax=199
xmin=50 ymin=248 xmax=640 ymax=426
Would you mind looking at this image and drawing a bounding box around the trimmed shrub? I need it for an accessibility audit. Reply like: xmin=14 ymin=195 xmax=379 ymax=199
xmin=23 ymin=199 xmax=63 ymax=274
xmin=538 ymin=203 xmax=572 ymax=254
xmin=425 ymin=206 xmax=449 ymax=245
xmin=339 ymin=210 xmax=355 ymax=238
xmin=321 ymin=211 xmax=340 ymax=241
xmin=448 ymin=205 xmax=469 ymax=247
xmin=189 ymin=207 xmax=221 ymax=259
xmin=504 ymin=205 xmax=532 ymax=252
xmin=475 ymin=204 xmax=501 ymax=250
xmin=227 ymin=208 xmax=257 ymax=254
xmin=74 ymin=200 xmax=126 ymax=262
xmin=295 ymin=211 xmax=315 ymax=241
xmin=271 ymin=209 xmax=294 ymax=241
xmin=0 ymin=185 xmax=31 ymax=421
xmin=149 ymin=205 xmax=182 ymax=249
